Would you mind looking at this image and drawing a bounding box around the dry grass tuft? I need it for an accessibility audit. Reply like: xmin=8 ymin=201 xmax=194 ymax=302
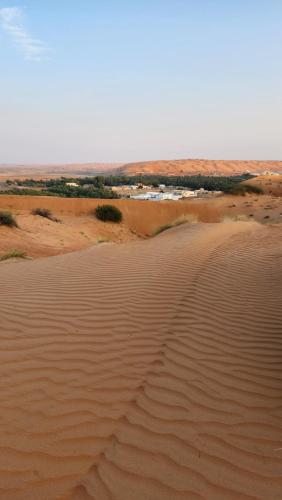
xmin=0 ymin=250 xmax=27 ymax=262
xmin=153 ymin=214 xmax=197 ymax=236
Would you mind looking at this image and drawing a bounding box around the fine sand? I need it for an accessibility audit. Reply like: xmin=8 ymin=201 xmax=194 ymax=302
xmin=0 ymin=220 xmax=282 ymax=499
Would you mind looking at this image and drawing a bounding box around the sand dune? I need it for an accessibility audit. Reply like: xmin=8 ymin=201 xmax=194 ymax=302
xmin=118 ymin=159 xmax=282 ymax=176
xmin=0 ymin=221 xmax=282 ymax=499
xmin=1 ymin=160 xmax=282 ymax=181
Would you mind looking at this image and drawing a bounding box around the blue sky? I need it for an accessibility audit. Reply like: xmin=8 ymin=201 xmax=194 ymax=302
xmin=0 ymin=0 xmax=281 ymax=163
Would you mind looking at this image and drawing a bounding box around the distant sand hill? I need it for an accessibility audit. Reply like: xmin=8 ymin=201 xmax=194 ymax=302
xmin=0 ymin=221 xmax=282 ymax=499
xmin=118 ymin=159 xmax=282 ymax=176
xmin=1 ymin=159 xmax=282 ymax=180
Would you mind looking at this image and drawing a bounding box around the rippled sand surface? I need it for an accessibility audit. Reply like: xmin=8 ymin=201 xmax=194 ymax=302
xmin=0 ymin=222 xmax=281 ymax=499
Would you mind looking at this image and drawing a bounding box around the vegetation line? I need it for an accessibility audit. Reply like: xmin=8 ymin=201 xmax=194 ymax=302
xmin=1 ymin=174 xmax=256 ymax=198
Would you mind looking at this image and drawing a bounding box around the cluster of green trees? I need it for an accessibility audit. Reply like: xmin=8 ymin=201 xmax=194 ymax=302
xmin=56 ymin=173 xmax=253 ymax=191
xmin=43 ymin=184 xmax=118 ymax=198
xmin=1 ymin=188 xmax=51 ymax=196
xmin=101 ymin=173 xmax=254 ymax=191
xmin=3 ymin=173 xmax=255 ymax=197
xmin=8 ymin=176 xmax=106 ymax=189
xmin=2 ymin=181 xmax=118 ymax=199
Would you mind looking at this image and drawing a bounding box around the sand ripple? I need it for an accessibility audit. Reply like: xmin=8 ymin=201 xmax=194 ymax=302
xmin=0 ymin=222 xmax=281 ymax=499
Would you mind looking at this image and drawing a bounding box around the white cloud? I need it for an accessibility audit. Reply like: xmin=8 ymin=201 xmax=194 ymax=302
xmin=0 ymin=6 xmax=49 ymax=61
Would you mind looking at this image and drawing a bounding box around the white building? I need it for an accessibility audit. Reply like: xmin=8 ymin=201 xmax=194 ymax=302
xmin=131 ymin=191 xmax=182 ymax=201
xmin=181 ymin=190 xmax=197 ymax=198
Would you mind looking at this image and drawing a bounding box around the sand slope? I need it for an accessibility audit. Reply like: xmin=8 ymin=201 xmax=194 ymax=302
xmin=0 ymin=194 xmax=281 ymax=260
xmin=244 ymin=175 xmax=282 ymax=197
xmin=0 ymin=222 xmax=281 ymax=499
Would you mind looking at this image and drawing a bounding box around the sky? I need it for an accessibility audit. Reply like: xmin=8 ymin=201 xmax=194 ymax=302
xmin=0 ymin=0 xmax=282 ymax=164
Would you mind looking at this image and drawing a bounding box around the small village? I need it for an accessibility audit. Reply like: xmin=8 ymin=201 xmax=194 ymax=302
xmin=112 ymin=184 xmax=222 ymax=200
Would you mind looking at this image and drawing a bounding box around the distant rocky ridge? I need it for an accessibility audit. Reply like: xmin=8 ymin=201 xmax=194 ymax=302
xmin=0 ymin=163 xmax=122 ymax=178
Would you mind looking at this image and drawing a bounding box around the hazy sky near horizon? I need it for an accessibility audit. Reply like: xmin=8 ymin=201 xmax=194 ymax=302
xmin=0 ymin=0 xmax=282 ymax=163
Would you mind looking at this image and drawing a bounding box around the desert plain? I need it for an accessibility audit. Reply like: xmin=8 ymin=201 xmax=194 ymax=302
xmin=0 ymin=176 xmax=282 ymax=499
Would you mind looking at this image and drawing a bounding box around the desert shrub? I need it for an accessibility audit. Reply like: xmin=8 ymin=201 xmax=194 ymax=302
xmin=32 ymin=208 xmax=61 ymax=222
xmin=32 ymin=207 xmax=52 ymax=219
xmin=95 ymin=205 xmax=122 ymax=223
xmin=0 ymin=211 xmax=18 ymax=227
xmin=96 ymin=236 xmax=109 ymax=244
xmin=153 ymin=218 xmax=189 ymax=236
xmin=0 ymin=250 xmax=27 ymax=261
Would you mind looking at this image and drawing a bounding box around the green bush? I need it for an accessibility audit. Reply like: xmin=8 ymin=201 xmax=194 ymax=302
xmin=0 ymin=211 xmax=18 ymax=227
xmin=95 ymin=204 xmax=123 ymax=223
